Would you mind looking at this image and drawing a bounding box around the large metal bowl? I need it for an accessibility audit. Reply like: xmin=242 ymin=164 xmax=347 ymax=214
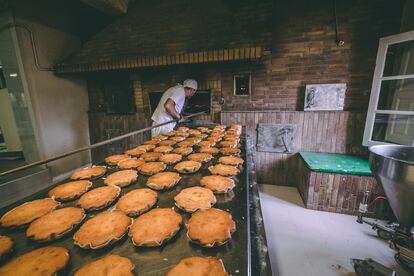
xmin=369 ymin=145 xmax=414 ymax=229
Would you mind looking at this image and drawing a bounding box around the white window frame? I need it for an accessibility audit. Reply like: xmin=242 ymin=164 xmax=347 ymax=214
xmin=363 ymin=30 xmax=414 ymax=146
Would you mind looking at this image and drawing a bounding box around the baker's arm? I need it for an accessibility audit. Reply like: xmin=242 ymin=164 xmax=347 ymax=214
xmin=164 ymin=98 xmax=181 ymax=121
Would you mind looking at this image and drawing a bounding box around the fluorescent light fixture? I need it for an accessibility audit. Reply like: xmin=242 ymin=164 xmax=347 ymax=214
xmin=9 ymin=73 xmax=18 ymax=77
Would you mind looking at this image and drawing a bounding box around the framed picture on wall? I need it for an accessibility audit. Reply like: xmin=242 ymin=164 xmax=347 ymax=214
xmin=233 ymin=74 xmax=251 ymax=96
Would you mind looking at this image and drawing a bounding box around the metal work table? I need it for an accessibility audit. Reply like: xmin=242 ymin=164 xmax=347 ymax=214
xmin=0 ymin=126 xmax=271 ymax=275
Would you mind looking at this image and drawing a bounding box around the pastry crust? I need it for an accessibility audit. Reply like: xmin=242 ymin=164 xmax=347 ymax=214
xmin=124 ymin=147 xmax=146 ymax=157
xmin=76 ymin=185 xmax=120 ymax=211
xmin=159 ymin=153 xmax=182 ymax=164
xmin=129 ymin=208 xmax=182 ymax=247
xmin=174 ymin=160 xmax=202 ymax=174
xmin=219 ymin=140 xmax=239 ymax=148
xmin=26 ymin=207 xmax=85 ymax=242
xmin=197 ymin=140 xmax=216 ymax=147
xmin=48 ymin=180 xmax=92 ymax=201
xmin=136 ymin=144 xmax=155 ymax=152
xmin=154 ymin=145 xmax=174 ymax=153
xmin=74 ymin=211 xmax=132 ymax=249
xmin=198 ymin=147 xmax=220 ymax=155
xmin=140 ymin=152 xmax=163 ymax=162
xmin=0 ymin=235 xmax=13 ymax=259
xmin=104 ymin=154 xmax=130 ymax=165
xmin=169 ymin=136 xmax=186 ymax=142
xmin=177 ymin=140 xmax=196 ymax=147
xmin=0 ymin=246 xmax=69 ymax=276
xmin=219 ymin=147 xmax=241 ymax=155
xmin=118 ymin=158 xmax=145 ymax=170
xmin=187 ymin=153 xmax=213 ymax=163
xmin=70 ymin=166 xmax=106 ymax=180
xmin=158 ymin=139 xmax=177 ymax=146
xmin=177 ymin=126 xmax=189 ymax=132
xmin=74 ymin=254 xmax=134 ymax=276
xmin=172 ymin=147 xmax=193 ymax=156
xmin=218 ymin=156 xmax=244 ymax=166
xmin=196 ymin=127 xmax=210 ymax=133
xmin=187 ymin=208 xmax=236 ymax=247
xmin=104 ymin=170 xmax=138 ymax=187
xmin=0 ymin=198 xmax=60 ymax=228
xmin=116 ymin=188 xmax=157 ymax=216
xmin=174 ymin=187 xmax=216 ymax=212
xmin=200 ymin=175 xmax=236 ymax=194
xmin=208 ymin=164 xmax=239 ymax=177
xmin=143 ymin=139 xmax=159 ymax=145
xmin=167 ymin=256 xmax=228 ymax=276
xmin=152 ymin=135 xmax=168 ymax=141
xmin=138 ymin=162 xmax=167 ymax=176
xmin=146 ymin=172 xmax=181 ymax=190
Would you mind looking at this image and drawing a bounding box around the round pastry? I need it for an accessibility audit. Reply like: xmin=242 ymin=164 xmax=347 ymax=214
xmin=172 ymin=147 xmax=193 ymax=156
xmin=169 ymin=136 xmax=186 ymax=142
xmin=129 ymin=208 xmax=182 ymax=247
xmin=163 ymin=130 xmax=176 ymax=137
xmin=200 ymin=175 xmax=236 ymax=193
xmin=74 ymin=210 xmax=132 ymax=249
xmin=143 ymin=139 xmax=159 ymax=145
xmin=0 ymin=246 xmax=69 ymax=276
xmin=74 ymin=254 xmax=134 ymax=276
xmin=187 ymin=208 xmax=236 ymax=247
xmin=104 ymin=170 xmax=138 ymax=187
xmin=118 ymin=158 xmax=145 ymax=170
xmin=198 ymin=147 xmax=220 ymax=155
xmin=186 ymin=137 xmax=202 ymax=144
xmin=136 ymin=144 xmax=155 ymax=152
xmin=224 ymin=130 xmax=239 ymax=136
xmin=174 ymin=187 xmax=216 ymax=212
xmin=124 ymin=147 xmax=146 ymax=157
xmin=174 ymin=160 xmax=202 ymax=174
xmin=223 ymin=135 xmax=240 ymax=141
xmin=159 ymin=153 xmax=182 ymax=164
xmin=219 ymin=140 xmax=239 ymax=148
xmin=219 ymin=147 xmax=241 ymax=155
xmin=152 ymin=135 xmax=168 ymax=141
xmin=154 ymin=145 xmax=173 ymax=154
xmin=48 ymin=180 xmax=92 ymax=201
xmin=0 ymin=235 xmax=13 ymax=259
xmin=138 ymin=162 xmax=167 ymax=176
xmin=0 ymin=198 xmax=60 ymax=228
xmin=146 ymin=172 xmax=181 ymax=190
xmin=140 ymin=152 xmax=162 ymax=162
xmin=197 ymin=140 xmax=216 ymax=147
xmin=188 ymin=129 xmax=202 ymax=136
xmin=104 ymin=154 xmax=130 ymax=166
xmin=197 ymin=127 xmax=210 ymax=133
xmin=218 ymin=156 xmax=244 ymax=166
xmin=175 ymin=131 xmax=189 ymax=137
xmin=206 ymin=136 xmax=222 ymax=142
xmin=177 ymin=126 xmax=189 ymax=132
xmin=26 ymin=207 xmax=85 ymax=242
xmin=116 ymin=188 xmax=157 ymax=216
xmin=177 ymin=140 xmax=196 ymax=147
xmin=159 ymin=139 xmax=177 ymax=146
xmin=187 ymin=153 xmax=213 ymax=163
xmin=70 ymin=166 xmax=106 ymax=180
xmin=167 ymin=256 xmax=227 ymax=276
xmin=208 ymin=164 xmax=239 ymax=177
xmin=76 ymin=185 xmax=120 ymax=211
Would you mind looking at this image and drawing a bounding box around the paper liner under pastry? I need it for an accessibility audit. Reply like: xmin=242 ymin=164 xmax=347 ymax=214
xmin=185 ymin=225 xmax=236 ymax=248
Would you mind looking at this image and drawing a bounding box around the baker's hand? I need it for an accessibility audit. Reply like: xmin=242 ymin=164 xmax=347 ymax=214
xmin=175 ymin=114 xmax=186 ymax=123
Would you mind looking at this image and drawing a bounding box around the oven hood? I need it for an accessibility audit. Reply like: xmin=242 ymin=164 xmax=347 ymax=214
xmin=55 ymin=0 xmax=262 ymax=73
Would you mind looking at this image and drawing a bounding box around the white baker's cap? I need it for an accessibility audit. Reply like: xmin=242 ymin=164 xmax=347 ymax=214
xmin=183 ymin=79 xmax=197 ymax=90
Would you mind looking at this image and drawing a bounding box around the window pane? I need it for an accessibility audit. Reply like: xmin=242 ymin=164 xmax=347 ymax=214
xmin=377 ymin=79 xmax=414 ymax=111
xmin=372 ymin=114 xmax=414 ymax=145
xmin=383 ymin=40 xmax=414 ymax=77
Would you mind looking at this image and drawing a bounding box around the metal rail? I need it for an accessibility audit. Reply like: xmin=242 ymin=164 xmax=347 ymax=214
xmin=0 ymin=111 xmax=206 ymax=177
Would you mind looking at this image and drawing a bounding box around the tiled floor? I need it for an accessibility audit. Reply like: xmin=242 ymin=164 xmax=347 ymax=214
xmin=258 ymin=184 xmax=410 ymax=276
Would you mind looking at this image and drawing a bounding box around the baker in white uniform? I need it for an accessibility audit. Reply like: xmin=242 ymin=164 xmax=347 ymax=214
xmin=151 ymin=79 xmax=197 ymax=137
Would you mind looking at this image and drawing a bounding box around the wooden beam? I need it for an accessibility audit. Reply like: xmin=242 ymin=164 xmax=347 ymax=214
xmin=81 ymin=0 xmax=130 ymax=16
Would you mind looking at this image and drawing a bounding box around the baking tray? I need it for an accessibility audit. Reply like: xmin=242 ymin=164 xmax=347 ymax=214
xmin=0 ymin=135 xmax=249 ymax=275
